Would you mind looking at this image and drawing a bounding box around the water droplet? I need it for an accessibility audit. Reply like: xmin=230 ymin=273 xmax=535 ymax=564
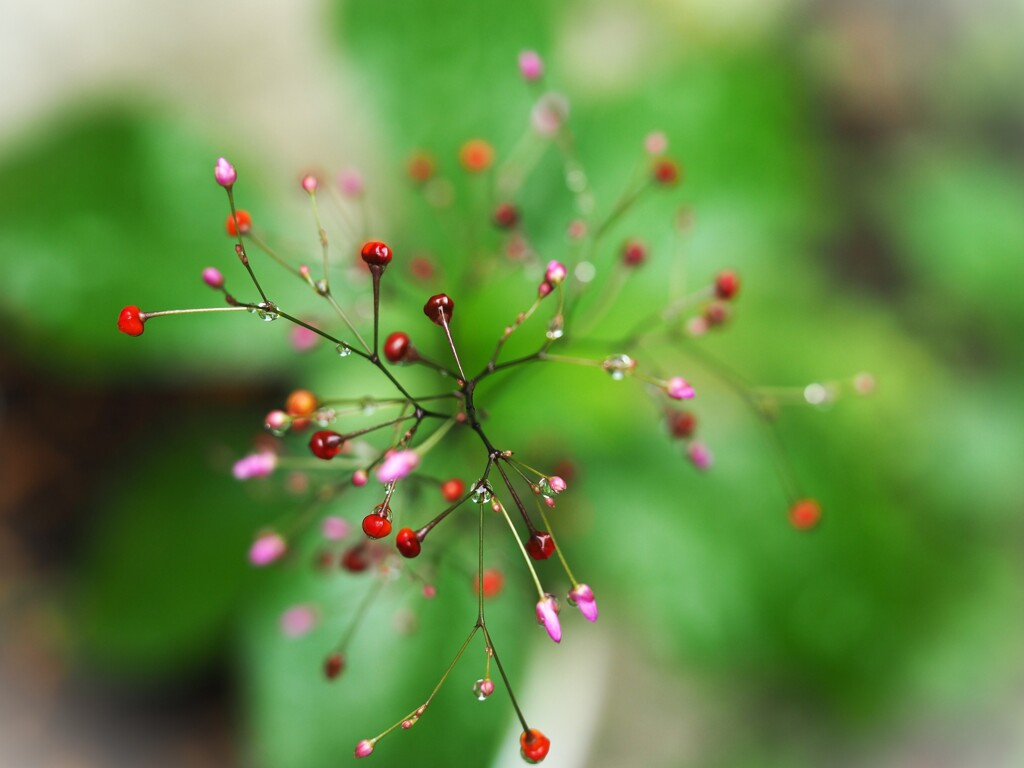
xmin=359 ymin=399 xmax=377 ymax=416
xmin=546 ymin=315 xmax=564 ymax=340
xmin=803 ymin=383 xmax=829 ymax=406
xmin=335 ymin=343 xmax=352 ymax=358
xmin=471 ymin=482 xmax=493 ymax=505
xmin=255 ymin=303 xmax=279 ymax=322
xmin=267 ymin=424 xmax=289 ymax=438
xmin=472 ymin=679 xmax=493 ymax=701
xmin=574 ymin=261 xmax=596 ymax=283
xmin=313 ymin=408 xmax=336 ymax=427
xmin=602 ymin=354 xmax=636 ymax=380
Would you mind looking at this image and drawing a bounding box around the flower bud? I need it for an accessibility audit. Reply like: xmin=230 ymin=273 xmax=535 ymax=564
xmin=536 ymin=594 xmax=561 ymax=643
xmin=376 ymin=450 xmax=420 ymax=483
xmin=249 ymin=531 xmax=286 ymax=566
xmin=214 ymin=157 xmax=236 ymax=187
xmin=568 ymin=583 xmax=598 ymax=622
xmin=518 ymin=50 xmax=544 ymax=81
xmin=666 ymin=377 xmax=695 ymax=400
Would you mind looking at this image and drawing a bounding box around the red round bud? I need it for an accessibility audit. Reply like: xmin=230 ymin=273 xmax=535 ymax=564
xmin=309 ymin=430 xmax=345 ymax=460
xmin=622 ymin=239 xmax=647 ymax=266
xmin=225 ymin=209 xmax=252 ymax=236
xmin=520 ymin=729 xmax=551 ymax=764
xmin=704 ymin=301 xmax=730 ymax=327
xmin=324 ymin=652 xmax=344 ymax=680
xmin=440 ymin=478 xmax=465 ymax=503
xmin=653 ymin=158 xmax=680 ymax=185
xmin=493 ymin=202 xmax=520 ymax=229
xmin=360 ymin=240 xmax=393 ymax=267
xmin=423 ymin=293 xmax=454 ymax=325
xmin=117 ymin=306 xmax=145 ymax=336
xmin=789 ymin=499 xmax=822 ymax=531
xmin=341 ymin=543 xmax=370 ymax=573
xmin=395 ymin=527 xmax=422 ymax=558
xmin=285 ymin=389 xmax=317 ymax=418
xmin=666 ymin=410 xmax=697 ymax=439
xmin=715 ymin=270 xmax=740 ymax=300
xmin=383 ymin=331 xmax=411 ymax=363
xmin=474 ymin=568 xmax=504 ymax=598
xmin=362 ymin=510 xmax=392 ymax=540
xmin=525 ymin=531 xmax=555 ymax=560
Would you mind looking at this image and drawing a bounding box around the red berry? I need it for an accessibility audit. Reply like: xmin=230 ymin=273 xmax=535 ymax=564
xmin=666 ymin=410 xmax=697 ymax=439
xmin=360 ymin=240 xmax=392 ymax=267
xmin=653 ymin=158 xmax=680 ymax=185
xmin=789 ymin=499 xmax=822 ymax=531
xmin=117 ymin=306 xmax=146 ymax=336
xmin=362 ymin=507 xmax=392 ymax=539
xmin=525 ymin=531 xmax=555 ymax=560
xmin=704 ymin=301 xmax=730 ymax=327
xmin=520 ymin=729 xmax=551 ymax=764
xmin=622 ymin=239 xmax=646 ymax=266
xmin=493 ymin=202 xmax=520 ymax=229
xmin=423 ymin=293 xmax=454 ymax=325
xmin=383 ymin=331 xmax=411 ymax=363
xmin=475 ymin=568 xmax=504 ymax=598
xmin=341 ymin=543 xmax=370 ymax=572
xmin=395 ymin=527 xmax=421 ymax=558
xmin=440 ymin=478 xmax=465 ymax=503
xmin=715 ymin=270 xmax=740 ymax=300
xmin=324 ymin=652 xmax=344 ymax=680
xmin=309 ymin=430 xmax=345 ymax=460
xmin=459 ymin=139 xmax=494 ymax=173
xmin=225 ymin=209 xmax=252 ymax=236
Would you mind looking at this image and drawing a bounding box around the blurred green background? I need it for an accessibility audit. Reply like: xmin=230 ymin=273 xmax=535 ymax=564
xmin=2 ymin=0 xmax=1023 ymax=766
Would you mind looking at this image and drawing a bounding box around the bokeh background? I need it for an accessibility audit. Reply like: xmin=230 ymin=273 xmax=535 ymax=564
xmin=2 ymin=0 xmax=1023 ymax=766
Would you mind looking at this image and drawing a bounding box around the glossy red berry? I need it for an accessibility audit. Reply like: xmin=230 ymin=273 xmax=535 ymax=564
xmin=117 ymin=306 xmax=146 ymax=336
xmin=520 ymin=729 xmax=551 ymax=764
xmin=225 ymin=209 xmax=252 ymax=236
xmin=309 ymin=431 xmax=345 ymax=460
xmin=362 ymin=507 xmax=393 ymax=539
xmin=715 ymin=270 xmax=740 ymax=300
xmin=440 ymin=478 xmax=465 ymax=503
xmin=383 ymin=331 xmax=411 ymax=363
xmin=622 ymin=239 xmax=646 ymax=266
xmin=789 ymin=499 xmax=822 ymax=531
xmin=395 ymin=527 xmax=421 ymax=558
xmin=423 ymin=293 xmax=454 ymax=325
xmin=666 ymin=410 xmax=697 ymax=439
xmin=493 ymin=202 xmax=520 ymax=229
xmin=360 ymin=240 xmax=392 ymax=267
xmin=653 ymin=158 xmax=680 ymax=185
xmin=525 ymin=531 xmax=555 ymax=560
xmin=324 ymin=652 xmax=345 ymax=680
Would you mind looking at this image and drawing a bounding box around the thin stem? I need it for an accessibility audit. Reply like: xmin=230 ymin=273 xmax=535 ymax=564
xmin=334 ymin=576 xmax=385 ymax=652
xmin=538 ymin=503 xmax=578 ymax=587
xmin=307 ymin=189 xmax=330 ymax=291
xmin=324 ymin=292 xmax=371 ymax=354
xmin=371 ymin=268 xmax=382 ymax=357
xmin=246 ymin=232 xmax=304 ymax=278
xmin=494 ymin=459 xmax=538 ymax=536
xmin=494 ymin=494 xmax=544 ymax=598
xmin=226 ymin=188 xmax=271 ymax=305
xmin=438 ymin=314 xmax=467 ymax=382
xmin=143 ymin=306 xmax=252 ymax=319
xmin=481 ymin=625 xmax=530 ymax=734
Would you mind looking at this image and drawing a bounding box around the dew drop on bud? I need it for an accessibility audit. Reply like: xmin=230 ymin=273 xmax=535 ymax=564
xmin=472 ymin=678 xmax=495 ymax=701
xmin=470 ymin=482 xmax=493 ymax=504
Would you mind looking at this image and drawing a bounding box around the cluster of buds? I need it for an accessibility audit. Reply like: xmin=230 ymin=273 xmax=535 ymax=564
xmin=116 ymin=50 xmax=869 ymax=763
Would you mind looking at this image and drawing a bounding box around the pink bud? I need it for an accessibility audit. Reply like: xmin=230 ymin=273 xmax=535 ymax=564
xmin=531 ymin=93 xmax=569 ymax=137
xmin=265 ymin=410 xmax=289 ymax=432
xmin=376 ymin=450 xmax=420 ymax=484
xmin=249 ymin=531 xmax=286 ymax=566
xmin=548 ymin=476 xmax=567 ymax=493
xmin=422 ymin=584 xmax=437 ymax=599
xmin=544 ymin=260 xmax=567 ymax=286
xmin=202 ymin=267 xmax=224 ymax=289
xmin=214 ymin=157 xmax=236 ymax=187
xmin=337 ymin=168 xmax=364 ymax=197
xmin=537 ymin=280 xmax=554 ymax=298
xmin=518 ymin=50 xmax=544 ymax=81
xmin=290 ymin=324 xmax=318 ymax=351
xmin=354 ymin=740 xmax=374 ymax=759
xmin=352 ymin=469 xmax=368 ymax=487
xmin=301 ymin=174 xmax=318 ymax=193
xmin=232 ymin=451 xmax=277 ymax=480
xmin=536 ymin=594 xmax=561 ymax=643
xmin=279 ymin=604 xmax=318 ymax=637
xmin=666 ymin=377 xmax=696 ymax=400
xmin=688 ymin=441 xmax=713 ymax=471
xmin=322 ymin=516 xmax=349 ymax=541
xmin=644 ymin=131 xmax=668 ymax=156
xmin=544 ymin=496 xmax=555 ymax=508
xmin=299 ymin=264 xmax=311 ymax=278
xmin=568 ymin=584 xmax=598 ymax=622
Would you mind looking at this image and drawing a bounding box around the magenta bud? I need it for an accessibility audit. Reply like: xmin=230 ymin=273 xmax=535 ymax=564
xmin=544 ymin=260 xmax=567 ymax=286
xmin=688 ymin=441 xmax=713 ymax=471
xmin=537 ymin=280 xmax=553 ymax=298
xmin=301 ymin=174 xmax=318 ymax=193
xmin=568 ymin=583 xmax=598 ymax=622
xmin=279 ymin=604 xmax=318 ymax=637
xmin=338 ymin=168 xmax=364 ymax=197
xmin=202 ymin=267 xmax=224 ymax=289
xmin=265 ymin=410 xmax=289 ymax=432
xmin=375 ymin=450 xmax=420 ymax=484
xmin=352 ymin=469 xmax=368 ymax=487
xmin=233 ymin=451 xmax=277 ymax=480
xmin=548 ymin=476 xmax=567 ymax=493
xmin=214 ymin=157 xmax=236 ymax=187
xmin=321 ymin=515 xmax=349 ymax=541
xmin=354 ymin=739 xmax=374 ymax=759
xmin=666 ymin=376 xmax=696 ymax=400
xmin=518 ymin=50 xmax=544 ymax=81
xmin=249 ymin=531 xmax=286 ymax=566
xmin=536 ymin=594 xmax=562 ymax=643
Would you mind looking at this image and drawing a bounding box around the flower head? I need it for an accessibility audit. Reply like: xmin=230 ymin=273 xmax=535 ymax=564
xmin=666 ymin=377 xmax=696 ymax=400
